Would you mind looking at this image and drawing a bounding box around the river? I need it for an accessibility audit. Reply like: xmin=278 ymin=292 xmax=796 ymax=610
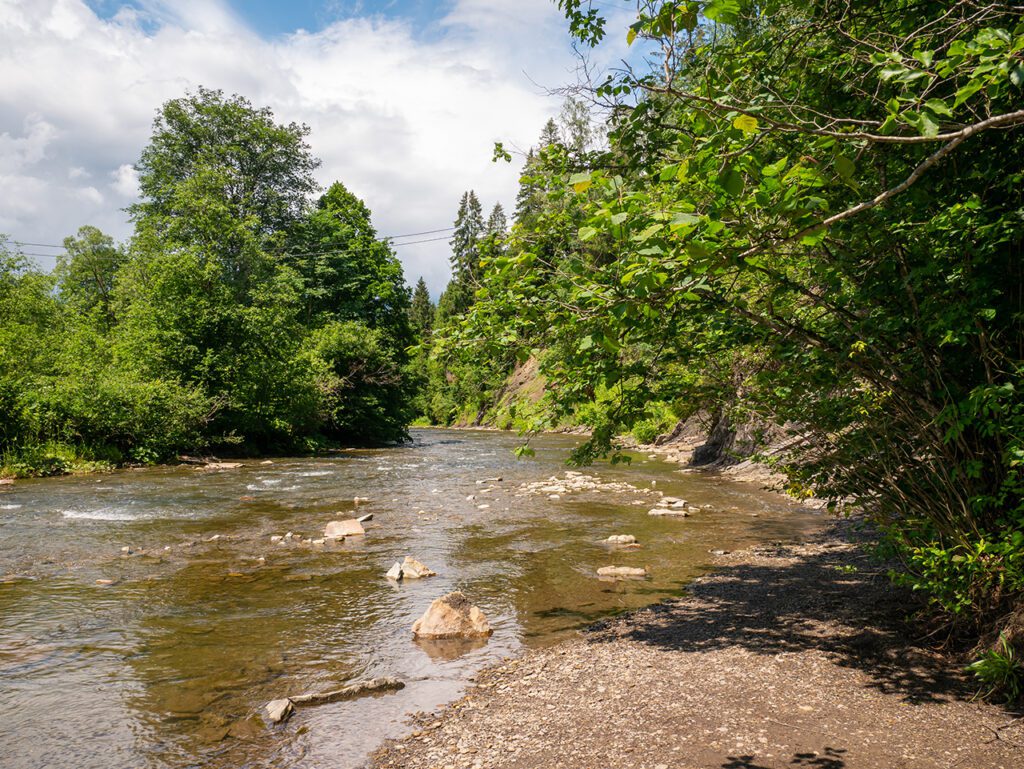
xmin=0 ymin=428 xmax=820 ymax=768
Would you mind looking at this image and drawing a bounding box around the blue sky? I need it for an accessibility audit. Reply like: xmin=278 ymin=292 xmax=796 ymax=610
xmin=2 ymin=1 xmax=636 ymax=294
xmin=86 ymin=1 xmax=466 ymax=38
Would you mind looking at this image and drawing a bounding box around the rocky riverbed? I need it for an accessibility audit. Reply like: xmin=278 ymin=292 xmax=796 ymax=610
xmin=371 ymin=518 xmax=1024 ymax=769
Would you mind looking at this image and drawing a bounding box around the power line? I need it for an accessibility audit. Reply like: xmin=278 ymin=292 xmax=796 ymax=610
xmin=7 ymin=225 xmax=457 ymax=255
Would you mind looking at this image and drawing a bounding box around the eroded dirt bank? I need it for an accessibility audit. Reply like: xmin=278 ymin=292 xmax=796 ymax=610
xmin=371 ymin=519 xmax=1023 ymax=769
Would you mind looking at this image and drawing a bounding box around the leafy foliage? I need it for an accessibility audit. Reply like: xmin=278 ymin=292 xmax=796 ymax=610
xmin=0 ymin=89 xmax=416 ymax=476
xmin=444 ymin=1 xmax=1024 ymax=637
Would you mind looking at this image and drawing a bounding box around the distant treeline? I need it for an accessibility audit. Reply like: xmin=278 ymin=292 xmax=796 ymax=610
xmin=1 ymin=89 xmax=415 ymax=476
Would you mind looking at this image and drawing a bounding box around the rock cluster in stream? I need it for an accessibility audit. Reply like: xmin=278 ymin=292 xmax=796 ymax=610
xmin=518 ymin=471 xmax=658 ymax=498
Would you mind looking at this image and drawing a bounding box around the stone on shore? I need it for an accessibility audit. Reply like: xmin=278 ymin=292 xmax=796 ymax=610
xmin=385 ymin=562 xmax=404 ymax=581
xmin=412 ymin=592 xmax=493 ymax=639
xmin=648 ymin=507 xmax=690 ymax=517
xmin=324 ymin=519 xmax=365 ymax=539
xmin=597 ymin=565 xmax=648 ymax=578
xmin=606 ymin=534 xmax=637 ymax=545
xmin=357 ymin=513 xmax=373 ymax=523
xmin=264 ymin=698 xmax=294 ymax=724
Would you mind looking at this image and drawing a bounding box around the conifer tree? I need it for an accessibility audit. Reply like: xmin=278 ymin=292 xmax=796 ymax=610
xmin=409 ymin=276 xmax=434 ymax=340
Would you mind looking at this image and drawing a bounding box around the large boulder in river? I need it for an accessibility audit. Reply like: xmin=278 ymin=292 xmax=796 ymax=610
xmin=412 ymin=592 xmax=493 ymax=639
xmin=324 ymin=519 xmax=365 ymax=539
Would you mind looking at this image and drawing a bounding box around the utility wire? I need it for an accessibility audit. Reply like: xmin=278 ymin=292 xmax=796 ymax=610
xmin=7 ymin=225 xmax=457 ymax=254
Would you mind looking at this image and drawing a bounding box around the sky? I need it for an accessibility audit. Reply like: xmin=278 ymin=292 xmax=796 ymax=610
xmin=0 ymin=0 xmax=636 ymax=295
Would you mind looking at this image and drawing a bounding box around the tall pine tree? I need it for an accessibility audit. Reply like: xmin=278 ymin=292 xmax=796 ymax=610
xmin=436 ymin=190 xmax=485 ymax=323
xmin=409 ymin=276 xmax=434 ymax=341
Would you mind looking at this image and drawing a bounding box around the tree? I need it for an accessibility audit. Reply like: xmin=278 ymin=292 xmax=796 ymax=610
xmin=486 ymin=203 xmax=508 ymax=236
xmin=131 ymin=87 xmax=319 ymax=293
xmin=286 ymin=181 xmax=412 ymax=345
xmin=437 ymin=190 xmax=485 ymax=322
xmin=409 ymin=277 xmax=434 ymax=341
xmin=56 ymin=226 xmax=124 ymax=327
xmin=461 ymin=0 xmax=1024 ymax=635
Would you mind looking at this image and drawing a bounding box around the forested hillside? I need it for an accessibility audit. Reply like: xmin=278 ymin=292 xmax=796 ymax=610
xmin=423 ymin=0 xmax=1024 ymax=685
xmin=0 ymin=89 xmax=414 ymax=475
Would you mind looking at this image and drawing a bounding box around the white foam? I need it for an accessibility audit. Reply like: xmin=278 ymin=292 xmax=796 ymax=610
xmin=298 ymin=471 xmax=333 ymax=477
xmin=0 ymin=504 xmax=22 ymax=510
xmin=62 ymin=508 xmax=140 ymax=522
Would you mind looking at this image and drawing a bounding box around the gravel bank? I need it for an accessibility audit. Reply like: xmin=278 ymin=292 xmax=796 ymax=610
xmin=370 ymin=520 xmax=1023 ymax=769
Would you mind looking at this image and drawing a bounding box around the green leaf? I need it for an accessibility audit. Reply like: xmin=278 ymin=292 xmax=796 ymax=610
xmin=578 ymin=335 xmax=594 ymax=351
xmin=610 ymin=212 xmax=629 ymax=225
xmin=924 ymin=98 xmax=952 ymax=117
xmin=1011 ymin=64 xmax=1024 ymax=88
xmin=626 ymin=26 xmax=637 ymax=46
xmin=635 ymin=224 xmax=663 ymax=242
xmin=578 ymin=226 xmax=598 ymax=241
xmin=732 ymin=114 xmax=759 ymax=134
xmin=669 ymin=212 xmax=700 ymax=230
xmin=761 ymin=157 xmax=788 ymax=177
xmin=953 ymin=79 xmax=984 ymax=108
xmin=917 ymin=110 xmax=940 ymax=138
xmin=719 ymin=169 xmax=744 ymax=197
xmin=834 ymin=155 xmax=855 ymax=180
xmin=659 ymin=163 xmax=680 ymax=182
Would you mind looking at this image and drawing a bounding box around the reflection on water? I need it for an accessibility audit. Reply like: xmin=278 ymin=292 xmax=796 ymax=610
xmin=0 ymin=429 xmax=820 ymax=769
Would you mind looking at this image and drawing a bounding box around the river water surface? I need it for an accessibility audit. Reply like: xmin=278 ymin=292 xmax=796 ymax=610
xmin=0 ymin=428 xmax=820 ymax=768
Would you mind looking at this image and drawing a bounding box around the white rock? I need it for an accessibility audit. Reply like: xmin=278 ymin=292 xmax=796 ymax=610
xmin=265 ymin=698 xmax=294 ymax=724
xmin=324 ymin=519 xmax=365 ymax=538
xmin=606 ymin=534 xmax=637 ymax=545
xmin=356 ymin=513 xmax=373 ymax=523
xmin=548 ymin=494 xmax=561 ymax=500
xmin=597 ymin=565 xmax=648 ymax=578
xmin=477 ymin=504 xmax=491 ymax=510
xmin=648 ymin=508 xmax=690 ymax=517
xmin=271 ymin=535 xmax=283 ymax=543
xmin=312 ymin=538 xmax=325 ymax=546
xmin=120 ymin=546 xmax=133 ymax=554
xmin=386 ymin=562 xmax=404 ymax=581
xmin=401 ymin=556 xmax=436 ymax=579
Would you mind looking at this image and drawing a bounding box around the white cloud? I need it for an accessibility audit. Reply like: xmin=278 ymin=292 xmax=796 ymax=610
xmin=110 ymin=163 xmax=139 ymax=197
xmin=0 ymin=0 xmax=632 ymax=293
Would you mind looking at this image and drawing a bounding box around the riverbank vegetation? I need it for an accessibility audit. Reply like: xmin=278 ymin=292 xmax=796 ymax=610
xmin=0 ymin=89 xmax=414 ymax=477
xmin=420 ymin=1 xmax=1024 ymax=697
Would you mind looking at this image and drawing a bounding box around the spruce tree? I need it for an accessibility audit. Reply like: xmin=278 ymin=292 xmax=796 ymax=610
xmin=409 ymin=276 xmax=434 ymax=341
xmin=486 ymin=203 xmax=507 ymax=236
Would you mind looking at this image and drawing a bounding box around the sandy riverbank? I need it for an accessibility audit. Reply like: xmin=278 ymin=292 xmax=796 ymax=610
xmin=370 ymin=518 xmax=1022 ymax=769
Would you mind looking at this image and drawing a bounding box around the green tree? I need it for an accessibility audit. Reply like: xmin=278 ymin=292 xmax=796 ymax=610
xmin=460 ymin=0 xmax=1024 ymax=636
xmin=409 ymin=277 xmax=434 ymax=341
xmin=286 ymin=181 xmax=412 ymax=345
xmin=436 ymin=190 xmax=485 ymax=323
xmin=56 ymin=225 xmax=124 ymax=327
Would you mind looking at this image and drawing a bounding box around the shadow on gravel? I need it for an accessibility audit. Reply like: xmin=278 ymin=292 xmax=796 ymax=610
xmin=723 ymin=747 xmax=848 ymax=768
xmin=587 ymin=527 xmax=967 ymax=706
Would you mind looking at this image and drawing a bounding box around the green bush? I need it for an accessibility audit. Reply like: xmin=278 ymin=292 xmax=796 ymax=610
xmin=967 ymin=634 xmax=1023 ymax=704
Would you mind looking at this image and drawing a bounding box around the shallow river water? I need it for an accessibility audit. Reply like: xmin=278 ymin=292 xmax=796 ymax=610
xmin=0 ymin=428 xmax=820 ymax=769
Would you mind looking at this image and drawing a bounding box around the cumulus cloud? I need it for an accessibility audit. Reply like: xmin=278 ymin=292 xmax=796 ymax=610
xmin=0 ymin=0 xmax=629 ymax=293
